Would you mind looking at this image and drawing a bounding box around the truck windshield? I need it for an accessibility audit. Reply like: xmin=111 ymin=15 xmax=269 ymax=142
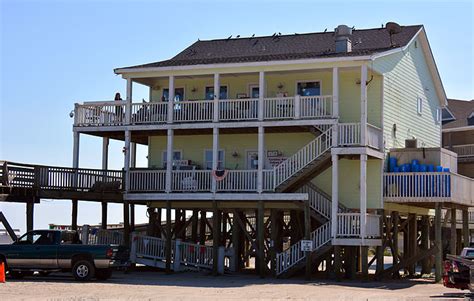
xmin=17 ymin=231 xmax=55 ymax=245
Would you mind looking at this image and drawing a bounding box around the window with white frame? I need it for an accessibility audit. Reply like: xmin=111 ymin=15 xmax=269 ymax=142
xmin=436 ymin=107 xmax=442 ymax=124
xmin=204 ymin=149 xmax=225 ymax=170
xmin=162 ymin=150 xmax=182 ymax=168
xmin=417 ymin=97 xmax=423 ymax=115
xmin=205 ymin=86 xmax=228 ymax=100
xmin=296 ymin=81 xmax=321 ymax=96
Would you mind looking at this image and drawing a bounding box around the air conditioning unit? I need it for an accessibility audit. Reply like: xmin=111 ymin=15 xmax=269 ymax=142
xmin=405 ymin=139 xmax=418 ymax=148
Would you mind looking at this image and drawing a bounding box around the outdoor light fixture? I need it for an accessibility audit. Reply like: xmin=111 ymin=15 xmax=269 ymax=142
xmin=69 ymin=110 xmax=74 ymax=118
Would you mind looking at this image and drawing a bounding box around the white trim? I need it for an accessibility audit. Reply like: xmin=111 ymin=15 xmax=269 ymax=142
xmin=248 ymin=83 xmax=259 ymax=98
xmin=203 ymin=149 xmax=225 ymax=169
xmin=124 ymin=192 xmax=309 ymax=201
xmin=468 ymin=111 xmax=474 ymax=119
xmin=114 ymin=56 xmax=373 ymax=75
xmin=295 ymin=79 xmax=322 ymax=96
xmin=417 ymin=96 xmax=423 ymax=116
xmin=442 ymin=125 xmax=474 ymax=133
xmin=245 ymin=149 xmax=258 ymax=170
xmin=442 ymin=106 xmax=456 ymax=121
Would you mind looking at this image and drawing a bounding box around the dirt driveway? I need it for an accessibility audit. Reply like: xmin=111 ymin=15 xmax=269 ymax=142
xmin=0 ymin=270 xmax=469 ymax=300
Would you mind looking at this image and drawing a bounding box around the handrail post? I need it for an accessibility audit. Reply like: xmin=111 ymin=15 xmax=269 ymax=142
xmin=174 ymin=239 xmax=182 ymax=272
xmin=167 ymin=76 xmax=175 ymax=124
xmin=125 ymin=78 xmax=132 ymax=125
xmin=213 ymin=73 xmax=220 ymax=122
xmin=258 ymin=71 xmax=265 ymax=121
xmin=294 ymin=95 xmax=301 ymax=119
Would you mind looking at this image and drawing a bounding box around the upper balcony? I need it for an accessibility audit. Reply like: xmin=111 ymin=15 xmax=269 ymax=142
xmin=73 ymin=95 xmax=335 ymax=127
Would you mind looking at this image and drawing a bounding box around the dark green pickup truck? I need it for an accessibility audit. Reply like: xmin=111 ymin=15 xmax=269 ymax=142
xmin=0 ymin=230 xmax=128 ymax=281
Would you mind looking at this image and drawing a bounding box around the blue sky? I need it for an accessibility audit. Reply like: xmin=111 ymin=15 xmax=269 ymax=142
xmin=1 ymin=0 xmax=473 ymax=233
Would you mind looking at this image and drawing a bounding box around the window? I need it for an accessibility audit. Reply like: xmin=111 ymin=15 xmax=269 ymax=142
xmin=296 ymin=81 xmax=321 ymax=96
xmin=162 ymin=88 xmax=185 ymax=102
xmin=205 ymin=86 xmax=228 ymax=100
xmin=249 ymin=85 xmax=260 ymax=98
xmin=162 ymin=151 xmax=183 ymax=168
xmin=417 ymin=97 xmax=423 ymax=115
xmin=17 ymin=231 xmax=54 ymax=245
xmin=436 ymin=108 xmax=442 ymax=124
xmin=442 ymin=108 xmax=455 ymax=122
xmin=204 ymin=150 xmax=225 ymax=170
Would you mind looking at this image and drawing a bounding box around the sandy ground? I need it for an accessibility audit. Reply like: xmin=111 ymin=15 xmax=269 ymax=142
xmin=0 ymin=270 xmax=470 ymax=301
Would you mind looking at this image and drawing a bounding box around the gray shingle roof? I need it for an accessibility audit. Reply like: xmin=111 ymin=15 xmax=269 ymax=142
xmin=443 ymin=99 xmax=474 ymax=129
xmin=117 ymin=24 xmax=423 ymax=70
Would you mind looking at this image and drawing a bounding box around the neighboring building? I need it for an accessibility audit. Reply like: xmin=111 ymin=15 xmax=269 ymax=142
xmin=442 ymin=99 xmax=474 ymax=178
xmin=2 ymin=23 xmax=473 ymax=279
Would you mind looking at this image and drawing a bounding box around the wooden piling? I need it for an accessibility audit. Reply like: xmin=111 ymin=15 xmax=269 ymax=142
xmin=26 ymin=202 xmax=34 ymax=232
xmin=257 ymin=200 xmax=265 ymax=278
xmin=304 ymin=200 xmax=311 ymax=280
xmin=71 ymin=199 xmax=78 ymax=231
xmin=165 ymin=201 xmax=172 ymax=274
xmin=435 ymin=203 xmax=442 ymax=282
xmin=463 ymin=209 xmax=470 ymax=248
xmin=212 ymin=201 xmax=220 ymax=275
xmin=450 ymin=208 xmax=457 ymax=255
xmin=123 ymin=200 xmax=130 ymax=247
xmin=101 ymin=201 xmax=107 ymax=229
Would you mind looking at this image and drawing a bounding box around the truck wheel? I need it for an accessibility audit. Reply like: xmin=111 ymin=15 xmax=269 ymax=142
xmin=72 ymin=260 xmax=95 ymax=281
xmin=9 ymin=271 xmax=24 ymax=279
xmin=95 ymin=268 xmax=112 ymax=280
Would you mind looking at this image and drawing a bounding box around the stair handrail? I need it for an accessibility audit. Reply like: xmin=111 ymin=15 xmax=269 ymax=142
xmin=273 ymin=128 xmax=332 ymax=188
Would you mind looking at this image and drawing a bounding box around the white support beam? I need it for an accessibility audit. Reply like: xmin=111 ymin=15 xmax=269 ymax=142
xmin=360 ymin=154 xmax=368 ymax=240
xmin=257 ymin=126 xmax=265 ymax=193
xmin=72 ymin=132 xmax=80 ymax=168
xmin=165 ymin=129 xmax=174 ymax=192
xmin=212 ymin=127 xmax=219 ymax=192
xmin=360 ymin=64 xmax=368 ymax=146
xmin=130 ymin=142 xmax=137 ymax=168
xmin=124 ymin=130 xmax=131 ymax=191
xmin=102 ymin=137 xmax=109 ymax=170
xmin=213 ymin=73 xmax=220 ymax=122
xmin=332 ymin=67 xmax=339 ymax=117
xmin=331 ymin=154 xmax=339 ymax=238
xmin=167 ymin=76 xmax=175 ymax=124
xmin=125 ymin=78 xmax=133 ymax=124
xmin=258 ymin=71 xmax=265 ymax=121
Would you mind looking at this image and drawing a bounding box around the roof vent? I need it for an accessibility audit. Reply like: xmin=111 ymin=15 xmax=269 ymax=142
xmin=335 ymin=25 xmax=353 ymax=53
xmin=386 ymin=22 xmax=402 ymax=47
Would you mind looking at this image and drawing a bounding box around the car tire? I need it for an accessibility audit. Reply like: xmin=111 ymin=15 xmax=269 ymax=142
xmin=95 ymin=268 xmax=112 ymax=280
xmin=39 ymin=271 xmax=51 ymax=277
xmin=72 ymin=260 xmax=95 ymax=281
xmin=9 ymin=271 xmax=24 ymax=279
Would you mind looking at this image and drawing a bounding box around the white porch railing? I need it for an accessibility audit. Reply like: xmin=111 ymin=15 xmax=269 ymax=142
xmin=131 ymin=234 xmax=171 ymax=263
xmin=129 ymin=169 xmax=166 ymax=192
xmin=367 ymin=124 xmax=383 ymax=150
xmin=300 ymin=95 xmax=333 ymax=118
xmin=298 ymin=185 xmax=331 ymax=219
xmin=131 ymin=102 xmax=168 ymax=124
xmin=264 ymin=97 xmax=295 ymax=119
xmin=452 ymin=144 xmax=474 ymax=158
xmin=172 ymin=170 xmax=212 ymax=192
xmin=338 ymin=123 xmax=361 ymax=146
xmin=80 ymin=226 xmax=124 ymax=245
xmin=173 ymin=100 xmax=214 ymax=122
xmin=336 ymin=213 xmax=381 ymax=238
xmin=219 ymin=98 xmax=258 ymax=121
xmin=74 ymin=101 xmax=126 ymax=126
xmin=275 ymin=221 xmax=331 ymax=275
xmin=274 ymin=128 xmax=332 ymax=188
xmin=263 ymin=170 xmax=274 ymax=191
xmin=217 ymin=170 xmax=258 ymax=191
xmin=336 ymin=213 xmax=360 ymax=237
xmin=178 ymin=241 xmax=214 ymax=269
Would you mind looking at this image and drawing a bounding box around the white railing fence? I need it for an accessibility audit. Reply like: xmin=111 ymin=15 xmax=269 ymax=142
xmin=366 ymin=124 xmax=383 ymax=150
xmin=131 ymin=102 xmax=168 ymax=124
xmin=383 ymin=172 xmax=452 ymax=198
xmin=173 ymin=100 xmax=214 ymax=122
xmin=275 ymin=221 xmax=331 ymax=275
xmin=129 ymin=169 xmax=166 ymax=192
xmin=219 ymin=98 xmax=258 ymax=121
xmin=300 ymin=95 xmax=333 ymax=118
xmin=274 ymin=128 xmax=332 ymax=187
xmin=336 ymin=213 xmax=360 ymax=237
xmin=452 ymin=144 xmax=474 ymax=158
xmin=75 ymin=101 xmax=127 ymax=126
xmin=264 ymin=97 xmax=295 ymax=119
xmin=131 ymin=234 xmax=170 ymax=263
xmin=80 ymin=226 xmax=124 ymax=245
xmin=178 ymin=241 xmax=214 ymax=269
xmin=217 ymin=170 xmax=257 ymax=191
xmin=172 ymin=170 xmax=212 ymax=192
xmin=366 ymin=214 xmax=381 ymax=238
xmin=338 ymin=123 xmax=361 ymax=146
xmin=298 ymin=185 xmax=331 ymax=219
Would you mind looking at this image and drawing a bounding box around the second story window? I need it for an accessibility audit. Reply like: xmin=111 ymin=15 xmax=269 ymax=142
xmin=162 ymin=88 xmax=185 ymax=102
xmin=205 ymin=86 xmax=228 ymax=100
xmin=162 ymin=150 xmax=183 ymax=168
xmin=204 ymin=150 xmax=225 ymax=170
xmin=296 ymin=81 xmax=321 ymax=96
xmin=417 ymin=97 xmax=423 ymax=115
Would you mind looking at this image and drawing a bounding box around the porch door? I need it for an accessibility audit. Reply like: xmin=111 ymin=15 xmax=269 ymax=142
xmin=246 ymin=151 xmax=258 ymax=169
xmin=249 ymin=85 xmax=259 ymax=98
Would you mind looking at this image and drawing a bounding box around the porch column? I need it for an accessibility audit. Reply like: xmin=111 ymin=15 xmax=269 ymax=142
xmin=257 ymin=126 xmax=265 ymax=193
xmin=212 ymin=127 xmax=219 ymax=192
xmin=360 ymin=154 xmax=368 ymax=240
xmin=124 ymin=130 xmax=131 ymax=191
xmin=26 ymin=201 xmax=34 ymax=232
xmin=258 ymin=71 xmax=265 ymax=121
xmin=435 ymin=203 xmax=442 ymax=282
xmin=167 ymin=75 xmax=175 ymax=123
xmin=463 ymin=209 xmax=470 ymax=248
xmin=130 ymin=142 xmax=137 ymax=232
xmin=165 ymin=129 xmax=174 ymax=193
xmin=360 ymin=64 xmax=368 ymax=146
xmin=125 ymin=78 xmax=132 ymax=124
xmin=451 ymin=208 xmax=457 ymax=255
xmin=71 ymin=200 xmax=78 ymax=231
xmin=331 ymin=154 xmax=339 ymax=239
xmin=72 ymin=132 xmax=80 ymax=168
xmin=332 ymin=67 xmax=339 ymax=147
xmin=101 ymin=137 xmax=109 ymax=229
xmin=332 ymin=67 xmax=339 ymax=118
xmin=213 ymin=73 xmax=220 ymax=122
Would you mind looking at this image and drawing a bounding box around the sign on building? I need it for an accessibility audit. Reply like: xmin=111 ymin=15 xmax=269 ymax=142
xmin=300 ymin=240 xmax=313 ymax=252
